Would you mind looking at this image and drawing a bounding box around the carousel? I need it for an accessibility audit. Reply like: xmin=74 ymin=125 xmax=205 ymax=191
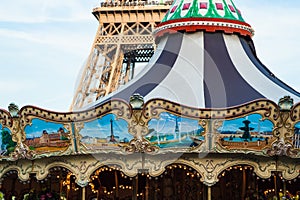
xmin=0 ymin=0 xmax=300 ymax=199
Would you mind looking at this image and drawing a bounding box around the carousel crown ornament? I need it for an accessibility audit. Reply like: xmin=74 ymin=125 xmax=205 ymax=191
xmin=278 ymin=96 xmax=294 ymax=111
xmin=155 ymin=0 xmax=254 ymax=37
xmin=129 ymin=93 xmax=144 ymax=110
xmin=8 ymin=103 xmax=19 ymax=118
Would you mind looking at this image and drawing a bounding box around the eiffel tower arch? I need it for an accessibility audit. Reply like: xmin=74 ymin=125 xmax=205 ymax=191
xmin=71 ymin=0 xmax=171 ymax=110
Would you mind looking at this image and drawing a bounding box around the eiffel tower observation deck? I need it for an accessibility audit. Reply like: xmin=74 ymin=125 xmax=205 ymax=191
xmin=71 ymin=0 xmax=171 ymax=110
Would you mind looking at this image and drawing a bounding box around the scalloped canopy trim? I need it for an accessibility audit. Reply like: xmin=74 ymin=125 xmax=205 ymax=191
xmin=155 ymin=17 xmax=254 ymax=38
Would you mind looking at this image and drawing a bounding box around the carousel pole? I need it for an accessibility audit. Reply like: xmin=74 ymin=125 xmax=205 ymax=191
xmin=283 ymin=180 xmax=286 ymax=197
xmin=114 ymin=171 xmax=119 ymax=199
xmin=59 ymin=179 xmax=63 ymax=198
xmin=145 ymin=176 xmax=149 ymax=200
xmin=132 ymin=176 xmax=138 ymax=200
xmin=274 ymin=173 xmax=278 ymax=198
xmin=207 ymin=186 xmax=212 ymax=200
xmin=242 ymin=168 xmax=246 ymax=199
xmin=82 ymin=186 xmax=86 ymax=200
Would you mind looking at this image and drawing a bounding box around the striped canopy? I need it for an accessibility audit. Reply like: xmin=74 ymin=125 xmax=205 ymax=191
xmin=89 ymin=0 xmax=300 ymax=109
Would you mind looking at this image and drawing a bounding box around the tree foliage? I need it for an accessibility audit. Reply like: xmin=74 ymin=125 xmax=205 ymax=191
xmin=1 ymin=129 xmax=16 ymax=155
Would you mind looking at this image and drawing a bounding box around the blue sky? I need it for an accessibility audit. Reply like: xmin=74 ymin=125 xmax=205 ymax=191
xmin=1 ymin=0 xmax=300 ymax=111
xmin=79 ymin=114 xmax=133 ymax=139
xmin=219 ymin=114 xmax=273 ymax=133
xmin=25 ymin=118 xmax=66 ymax=138
xmin=148 ymin=112 xmax=202 ymax=135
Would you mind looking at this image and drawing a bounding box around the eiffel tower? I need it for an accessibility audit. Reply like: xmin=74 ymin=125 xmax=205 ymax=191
xmin=71 ymin=0 xmax=171 ymax=110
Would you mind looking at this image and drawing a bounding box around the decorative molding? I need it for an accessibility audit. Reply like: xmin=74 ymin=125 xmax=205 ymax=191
xmin=143 ymin=98 xmax=279 ymax=121
xmin=123 ymin=137 xmax=158 ymax=153
xmin=155 ymin=18 xmax=254 ymax=37
xmin=267 ymin=139 xmax=298 ymax=157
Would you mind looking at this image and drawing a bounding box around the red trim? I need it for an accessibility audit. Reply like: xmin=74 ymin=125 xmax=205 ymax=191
xmin=158 ymin=17 xmax=252 ymax=28
xmin=155 ymin=24 xmax=252 ymax=38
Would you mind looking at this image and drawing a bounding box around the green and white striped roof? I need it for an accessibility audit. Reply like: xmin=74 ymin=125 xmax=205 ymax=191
xmin=155 ymin=0 xmax=253 ymax=37
xmin=162 ymin=0 xmax=245 ymax=23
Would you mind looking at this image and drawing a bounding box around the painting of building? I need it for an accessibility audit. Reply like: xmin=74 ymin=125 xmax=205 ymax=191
xmin=25 ymin=119 xmax=70 ymax=153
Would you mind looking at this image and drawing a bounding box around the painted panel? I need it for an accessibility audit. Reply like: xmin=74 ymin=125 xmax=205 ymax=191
xmin=147 ymin=112 xmax=204 ymax=149
xmin=0 ymin=125 xmax=16 ymax=156
xmin=293 ymin=123 xmax=300 ymax=149
xmin=79 ymin=114 xmax=132 ymax=151
xmin=218 ymin=114 xmax=274 ymax=150
xmin=24 ymin=119 xmax=70 ymax=154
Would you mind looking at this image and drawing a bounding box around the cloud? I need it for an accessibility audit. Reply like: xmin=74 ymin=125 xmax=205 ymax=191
xmin=0 ymin=80 xmax=36 ymax=93
xmin=237 ymin=0 xmax=300 ymax=91
xmin=1 ymin=0 xmax=300 ymax=113
xmin=0 ymin=29 xmax=44 ymax=44
xmin=0 ymin=0 xmax=99 ymax=23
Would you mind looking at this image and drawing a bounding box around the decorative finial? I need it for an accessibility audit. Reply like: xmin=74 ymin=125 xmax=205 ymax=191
xmin=278 ymin=96 xmax=293 ymax=111
xmin=129 ymin=93 xmax=144 ymax=110
xmin=8 ymin=103 xmax=19 ymax=117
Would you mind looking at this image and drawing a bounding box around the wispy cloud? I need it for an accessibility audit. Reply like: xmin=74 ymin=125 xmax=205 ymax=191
xmin=1 ymin=0 xmax=300 ymax=112
xmin=0 ymin=0 xmax=99 ymax=23
xmin=236 ymin=0 xmax=300 ymax=91
xmin=0 ymin=29 xmax=44 ymax=43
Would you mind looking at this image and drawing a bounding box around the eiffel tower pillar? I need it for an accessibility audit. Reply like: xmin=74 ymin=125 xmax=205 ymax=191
xmin=71 ymin=1 xmax=171 ymax=110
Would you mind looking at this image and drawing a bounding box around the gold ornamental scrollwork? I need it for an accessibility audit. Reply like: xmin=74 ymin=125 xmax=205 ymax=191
xmin=123 ymin=94 xmax=158 ymax=153
xmin=0 ymin=105 xmax=35 ymax=160
xmin=123 ymin=137 xmax=158 ymax=153
xmin=268 ymin=96 xmax=298 ymax=157
xmin=143 ymin=98 xmax=279 ymax=120
xmin=128 ymin=109 xmax=148 ymax=137
xmin=10 ymin=116 xmax=35 ymax=160
xmin=289 ymin=100 xmax=300 ymax=157
xmin=0 ymin=109 xmax=13 ymax=129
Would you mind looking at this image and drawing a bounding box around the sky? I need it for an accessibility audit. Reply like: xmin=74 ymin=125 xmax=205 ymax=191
xmin=149 ymin=112 xmax=202 ymax=134
xmin=0 ymin=0 xmax=300 ymax=112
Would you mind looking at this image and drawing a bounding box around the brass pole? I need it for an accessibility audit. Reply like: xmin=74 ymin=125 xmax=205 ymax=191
xmin=207 ymin=186 xmax=212 ymax=200
xmin=114 ymin=171 xmax=119 ymax=199
xmin=132 ymin=177 xmax=138 ymax=200
xmin=274 ymin=174 xmax=277 ymax=198
xmin=82 ymin=186 xmax=86 ymax=200
xmin=283 ymin=180 xmax=286 ymax=197
xmin=145 ymin=176 xmax=149 ymax=200
xmin=242 ymin=168 xmax=246 ymax=199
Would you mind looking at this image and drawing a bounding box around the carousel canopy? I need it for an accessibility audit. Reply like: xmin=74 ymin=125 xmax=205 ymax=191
xmin=89 ymin=0 xmax=300 ymax=109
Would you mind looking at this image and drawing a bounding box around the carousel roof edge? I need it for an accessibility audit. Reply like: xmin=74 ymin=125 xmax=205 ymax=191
xmin=0 ymin=96 xmax=299 ymax=162
xmin=0 ymin=96 xmax=296 ymax=121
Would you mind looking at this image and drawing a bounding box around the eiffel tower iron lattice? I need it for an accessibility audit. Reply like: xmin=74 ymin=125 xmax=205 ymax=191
xmin=71 ymin=0 xmax=171 ymax=110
